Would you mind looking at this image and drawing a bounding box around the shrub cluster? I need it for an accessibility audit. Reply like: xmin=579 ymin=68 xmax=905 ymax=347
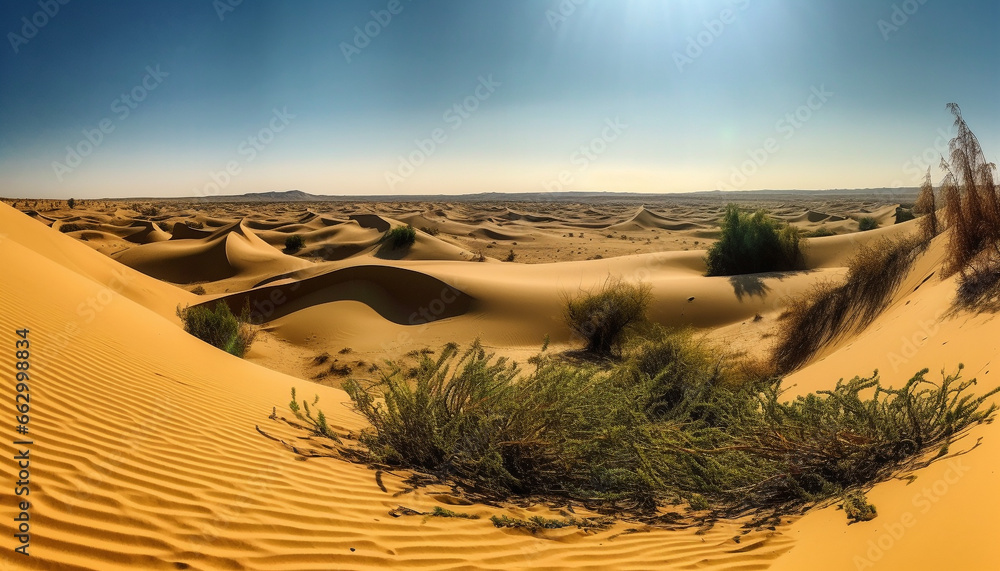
xmin=342 ymin=334 xmax=997 ymax=519
xmin=284 ymin=234 xmax=306 ymax=253
xmin=706 ymin=205 xmax=802 ymax=276
xmin=176 ymin=301 xmax=256 ymax=358
xmin=384 ymin=225 xmax=417 ymax=249
xmin=858 ymin=216 xmax=880 ymax=231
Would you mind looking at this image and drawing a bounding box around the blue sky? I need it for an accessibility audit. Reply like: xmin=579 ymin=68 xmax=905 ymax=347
xmin=0 ymin=0 xmax=997 ymax=198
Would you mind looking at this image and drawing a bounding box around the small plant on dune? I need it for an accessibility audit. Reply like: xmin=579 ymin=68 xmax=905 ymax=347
xmin=805 ymin=226 xmax=836 ymax=238
xmin=858 ymin=216 xmax=880 ymax=231
xmin=894 ymin=207 xmax=915 ymax=224
xmin=563 ymin=277 xmax=652 ymax=355
xmin=190 ymin=285 xmax=207 ymax=295
xmin=842 ymin=490 xmax=877 ymax=523
xmin=288 ymin=387 xmax=342 ymax=443
xmin=67 ymin=197 xmax=76 ymax=209
xmin=504 ymin=249 xmax=516 ymax=262
xmin=428 ymin=506 xmax=479 ymax=520
xmin=773 ymin=235 xmax=925 ymax=373
xmin=284 ymin=234 xmax=306 ymax=253
xmin=420 ymin=226 xmax=440 ymax=236
xmin=384 ymin=225 xmax=417 ymax=249
xmin=914 ymin=168 xmax=939 ymax=241
xmin=705 ymin=204 xmax=802 ymax=276
xmin=176 ymin=301 xmax=257 ymax=358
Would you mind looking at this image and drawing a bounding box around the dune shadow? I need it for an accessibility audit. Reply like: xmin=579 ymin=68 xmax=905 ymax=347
xmin=727 ymin=270 xmax=814 ymax=302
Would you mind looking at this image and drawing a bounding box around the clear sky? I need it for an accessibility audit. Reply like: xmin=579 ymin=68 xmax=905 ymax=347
xmin=0 ymin=0 xmax=997 ymax=199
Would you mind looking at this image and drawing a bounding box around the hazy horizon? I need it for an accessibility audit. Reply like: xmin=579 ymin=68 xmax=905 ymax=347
xmin=2 ymin=0 xmax=997 ymax=199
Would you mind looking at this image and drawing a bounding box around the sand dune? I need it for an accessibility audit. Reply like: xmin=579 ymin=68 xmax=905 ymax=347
xmin=1 ymin=195 xmax=997 ymax=570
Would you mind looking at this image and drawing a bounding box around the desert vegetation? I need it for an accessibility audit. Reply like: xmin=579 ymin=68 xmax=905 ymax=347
xmin=336 ymin=331 xmax=997 ymax=523
xmin=562 ymin=278 xmax=651 ymax=355
xmin=284 ymin=234 xmax=306 ymax=253
xmin=383 ymin=225 xmax=417 ymax=249
xmin=176 ymin=301 xmax=256 ymax=358
xmin=773 ymin=235 xmax=925 ymax=373
xmin=937 ymin=104 xmax=1000 ymax=309
xmin=705 ymin=205 xmax=802 ymax=276
xmin=857 ymin=216 xmax=879 ymax=231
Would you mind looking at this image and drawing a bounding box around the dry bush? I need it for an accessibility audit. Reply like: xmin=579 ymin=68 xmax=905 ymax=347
xmin=774 ymin=236 xmax=925 ymax=373
xmin=956 ymin=249 xmax=1000 ymax=311
xmin=563 ymin=277 xmax=652 ymax=355
xmin=914 ymin=168 xmax=939 ymax=241
xmin=940 ymin=103 xmax=1000 ymax=276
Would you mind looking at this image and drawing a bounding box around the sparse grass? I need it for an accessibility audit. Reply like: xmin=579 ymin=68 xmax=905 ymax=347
xmin=420 ymin=226 xmax=440 ymax=236
xmin=190 ymin=285 xmax=207 ymax=295
xmin=284 ymin=234 xmax=306 ymax=253
xmin=429 ymin=506 xmax=479 ymax=519
xmin=858 ymin=216 xmax=880 ymax=231
xmin=384 ymin=225 xmax=417 ymax=249
xmin=706 ymin=204 xmax=801 ymax=276
xmin=341 ymin=333 xmax=999 ymax=521
xmin=563 ymin=277 xmax=652 ymax=355
xmin=176 ymin=301 xmax=256 ymax=358
xmin=288 ymin=388 xmax=341 ymax=443
xmin=773 ymin=235 xmax=925 ymax=373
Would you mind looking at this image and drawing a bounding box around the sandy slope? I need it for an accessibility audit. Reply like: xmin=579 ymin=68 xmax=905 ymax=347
xmin=0 ymin=204 xmax=794 ymax=569
xmin=1 ymin=198 xmax=997 ymax=570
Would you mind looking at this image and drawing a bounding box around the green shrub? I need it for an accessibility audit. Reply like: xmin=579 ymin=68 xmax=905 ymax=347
xmin=176 ymin=301 xmax=256 ymax=357
xmin=284 ymin=234 xmax=306 ymax=252
xmin=563 ymin=277 xmax=652 ymax=355
xmin=384 ymin=225 xmax=417 ymax=249
xmin=706 ymin=205 xmax=802 ymax=276
xmin=805 ymin=226 xmax=836 ymax=238
xmin=842 ymin=490 xmax=877 ymax=523
xmin=342 ymin=334 xmax=999 ymax=520
xmin=858 ymin=216 xmax=880 ymax=231
xmin=67 ymin=197 xmax=76 ymax=209
xmin=894 ymin=207 xmax=915 ymax=224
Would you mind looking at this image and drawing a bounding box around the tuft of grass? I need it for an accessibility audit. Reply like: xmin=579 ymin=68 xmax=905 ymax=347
xmin=420 ymin=226 xmax=440 ymax=236
xmin=341 ymin=334 xmax=999 ymax=521
xmin=563 ymin=277 xmax=652 ymax=355
xmin=284 ymin=234 xmax=306 ymax=253
xmin=706 ymin=204 xmax=802 ymax=276
xmin=504 ymin=249 xmax=516 ymax=262
xmin=176 ymin=301 xmax=256 ymax=358
xmin=288 ymin=388 xmax=342 ymax=443
xmin=190 ymin=285 xmax=207 ymax=295
xmin=842 ymin=490 xmax=877 ymax=523
xmin=773 ymin=235 xmax=925 ymax=373
xmin=858 ymin=216 xmax=880 ymax=231
xmin=384 ymin=225 xmax=417 ymax=249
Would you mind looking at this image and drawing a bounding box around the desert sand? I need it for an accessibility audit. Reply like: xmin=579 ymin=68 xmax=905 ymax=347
xmin=0 ymin=193 xmax=997 ymax=570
